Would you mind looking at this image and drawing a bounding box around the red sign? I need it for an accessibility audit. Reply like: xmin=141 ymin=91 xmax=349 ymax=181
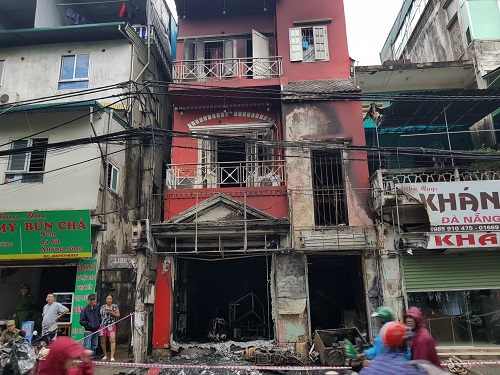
xmin=427 ymin=232 xmax=499 ymax=249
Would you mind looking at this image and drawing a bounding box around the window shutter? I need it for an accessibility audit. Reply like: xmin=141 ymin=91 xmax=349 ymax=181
xmin=223 ymin=40 xmax=235 ymax=76
xmin=7 ymin=140 xmax=30 ymax=172
xmin=195 ymin=40 xmax=205 ymax=79
xmin=289 ymin=28 xmax=303 ymax=61
xmin=313 ymin=26 xmax=329 ymax=61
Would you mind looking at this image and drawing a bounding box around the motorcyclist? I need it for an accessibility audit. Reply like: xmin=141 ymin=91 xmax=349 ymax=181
xmin=0 ymin=321 xmax=21 ymax=348
xmin=359 ymin=322 xmax=446 ymax=374
xmin=356 ymin=306 xmax=409 ymax=368
xmin=361 ymin=306 xmax=395 ymax=362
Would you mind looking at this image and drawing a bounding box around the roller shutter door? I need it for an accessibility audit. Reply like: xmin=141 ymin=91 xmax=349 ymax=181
xmin=403 ymin=250 xmax=500 ymax=292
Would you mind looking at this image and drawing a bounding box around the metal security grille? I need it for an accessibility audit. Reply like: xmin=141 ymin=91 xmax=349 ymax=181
xmin=403 ymin=250 xmax=500 ymax=292
xmin=312 ymin=151 xmax=348 ymax=226
xmin=301 ymin=27 xmax=315 ymax=62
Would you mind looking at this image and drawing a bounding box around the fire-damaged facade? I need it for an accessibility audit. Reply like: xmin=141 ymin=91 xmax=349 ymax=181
xmin=150 ymin=0 xmax=378 ymax=355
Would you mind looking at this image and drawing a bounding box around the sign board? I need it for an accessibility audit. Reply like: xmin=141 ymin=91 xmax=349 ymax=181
xmin=21 ymin=321 xmax=35 ymax=344
xmin=107 ymin=253 xmax=136 ymax=269
xmin=71 ymin=258 xmax=97 ymax=340
xmin=427 ymin=232 xmax=500 ymax=249
xmin=396 ymin=181 xmax=500 ymax=232
xmin=0 ymin=210 xmax=91 ymax=260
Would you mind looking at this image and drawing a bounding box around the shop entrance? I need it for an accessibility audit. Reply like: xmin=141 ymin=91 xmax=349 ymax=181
xmin=307 ymin=254 xmax=367 ymax=334
xmin=0 ymin=264 xmax=76 ymax=333
xmin=175 ymin=255 xmax=273 ymax=343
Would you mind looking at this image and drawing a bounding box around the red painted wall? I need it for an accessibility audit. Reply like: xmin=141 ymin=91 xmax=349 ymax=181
xmin=152 ymin=256 xmax=172 ymax=348
xmin=164 ymin=187 xmax=289 ymax=220
xmin=276 ymin=0 xmax=351 ymax=81
xmin=177 ymin=13 xmax=274 ymax=38
xmin=171 ymin=106 xmax=281 ymax=165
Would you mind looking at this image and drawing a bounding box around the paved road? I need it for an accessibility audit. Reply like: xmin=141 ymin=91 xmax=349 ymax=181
xmin=93 ymin=362 xmax=499 ymax=375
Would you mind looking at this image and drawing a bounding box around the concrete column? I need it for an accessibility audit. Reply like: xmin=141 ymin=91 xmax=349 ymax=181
xmin=133 ymin=249 xmax=148 ymax=363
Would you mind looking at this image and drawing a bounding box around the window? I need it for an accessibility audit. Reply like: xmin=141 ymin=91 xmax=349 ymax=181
xmin=0 ymin=60 xmax=4 ymax=87
xmin=444 ymin=0 xmax=458 ymax=24
xmin=5 ymin=138 xmax=48 ymax=183
xmin=107 ymin=163 xmax=119 ymax=192
xmin=58 ymin=54 xmax=90 ymax=90
xmin=196 ymin=128 xmax=280 ymax=188
xmin=312 ymin=150 xmax=348 ymax=226
xmin=289 ymin=26 xmax=329 ymax=62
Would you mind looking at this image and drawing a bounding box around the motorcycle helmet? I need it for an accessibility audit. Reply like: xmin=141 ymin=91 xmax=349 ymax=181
xmin=380 ymin=321 xmax=407 ymax=349
xmin=371 ymin=306 xmax=394 ymax=323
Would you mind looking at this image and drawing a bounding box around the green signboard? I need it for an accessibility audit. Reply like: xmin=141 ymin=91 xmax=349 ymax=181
xmin=71 ymin=258 xmax=98 ymax=340
xmin=0 ymin=210 xmax=91 ymax=260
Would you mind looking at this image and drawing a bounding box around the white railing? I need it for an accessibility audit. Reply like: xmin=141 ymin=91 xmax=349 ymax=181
xmin=173 ymin=57 xmax=283 ymax=82
xmin=371 ymin=167 xmax=500 ymax=204
xmin=166 ymin=160 xmax=285 ymax=189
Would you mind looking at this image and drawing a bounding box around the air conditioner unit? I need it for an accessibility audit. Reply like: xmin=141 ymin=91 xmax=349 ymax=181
xmin=0 ymin=92 xmax=20 ymax=105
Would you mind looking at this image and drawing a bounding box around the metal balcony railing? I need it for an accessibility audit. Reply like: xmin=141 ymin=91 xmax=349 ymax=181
xmin=173 ymin=57 xmax=283 ymax=82
xmin=371 ymin=167 xmax=500 ymax=203
xmin=133 ymin=25 xmax=172 ymax=70
xmin=166 ymin=160 xmax=285 ymax=189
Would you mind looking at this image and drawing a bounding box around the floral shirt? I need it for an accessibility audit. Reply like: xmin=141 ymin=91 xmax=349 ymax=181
xmin=100 ymin=304 xmax=118 ymax=327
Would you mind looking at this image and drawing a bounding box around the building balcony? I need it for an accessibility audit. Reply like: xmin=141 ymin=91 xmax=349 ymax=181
xmin=173 ymin=57 xmax=283 ymax=83
xmin=132 ymin=24 xmax=172 ymax=76
xmin=371 ymin=167 xmax=500 ymax=225
xmin=164 ymin=160 xmax=287 ymax=221
xmin=166 ymin=160 xmax=285 ymax=190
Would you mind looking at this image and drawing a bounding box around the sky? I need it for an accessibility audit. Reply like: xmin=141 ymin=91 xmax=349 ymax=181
xmin=165 ymin=0 xmax=404 ymax=66
xmin=343 ymin=0 xmax=403 ymax=66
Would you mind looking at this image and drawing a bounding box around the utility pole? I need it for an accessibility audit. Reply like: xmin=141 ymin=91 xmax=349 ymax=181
xmin=132 ymin=220 xmax=150 ymax=363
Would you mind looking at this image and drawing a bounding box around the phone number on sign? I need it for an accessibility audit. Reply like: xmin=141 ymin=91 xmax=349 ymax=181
xmin=431 ymin=225 xmax=500 ymax=232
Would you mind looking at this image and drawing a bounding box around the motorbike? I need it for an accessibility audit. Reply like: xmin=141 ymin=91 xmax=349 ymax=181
xmin=31 ymin=330 xmax=56 ymax=351
xmin=0 ymin=336 xmax=37 ymax=375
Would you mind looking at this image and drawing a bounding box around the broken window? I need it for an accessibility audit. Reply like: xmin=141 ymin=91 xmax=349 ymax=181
xmin=199 ymin=131 xmax=279 ymax=188
xmin=311 ymin=150 xmax=348 ymax=226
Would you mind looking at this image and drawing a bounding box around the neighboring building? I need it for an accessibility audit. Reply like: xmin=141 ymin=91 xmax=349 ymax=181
xmin=151 ymin=0 xmax=376 ymax=356
xmin=355 ymin=60 xmax=500 ymax=347
xmin=0 ymin=0 xmax=174 ymax=354
xmin=379 ymin=0 xmax=500 ymax=146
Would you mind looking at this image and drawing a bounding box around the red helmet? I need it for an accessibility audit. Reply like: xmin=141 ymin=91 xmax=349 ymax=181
xmin=380 ymin=321 xmax=407 ymax=348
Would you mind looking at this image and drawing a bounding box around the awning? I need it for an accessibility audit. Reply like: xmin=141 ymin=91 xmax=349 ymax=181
xmin=0 ymin=22 xmax=127 ymax=48
xmin=378 ymin=89 xmax=500 ymax=129
xmin=0 ymin=100 xmax=128 ymax=128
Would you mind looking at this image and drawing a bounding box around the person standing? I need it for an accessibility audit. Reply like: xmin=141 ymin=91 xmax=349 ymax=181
xmin=99 ymin=294 xmax=120 ymax=361
xmin=14 ymin=284 xmax=33 ymax=329
xmin=404 ymin=307 xmax=441 ymax=368
xmin=79 ymin=294 xmax=101 ymax=359
xmin=42 ymin=293 xmax=69 ymax=336
xmin=0 ymin=320 xmax=21 ymax=347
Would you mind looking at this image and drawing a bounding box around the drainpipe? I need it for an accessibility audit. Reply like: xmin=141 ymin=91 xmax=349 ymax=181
xmin=101 ymin=109 xmax=114 ymax=231
xmin=90 ymin=107 xmax=107 ymax=230
xmin=134 ymin=0 xmax=152 ymax=82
